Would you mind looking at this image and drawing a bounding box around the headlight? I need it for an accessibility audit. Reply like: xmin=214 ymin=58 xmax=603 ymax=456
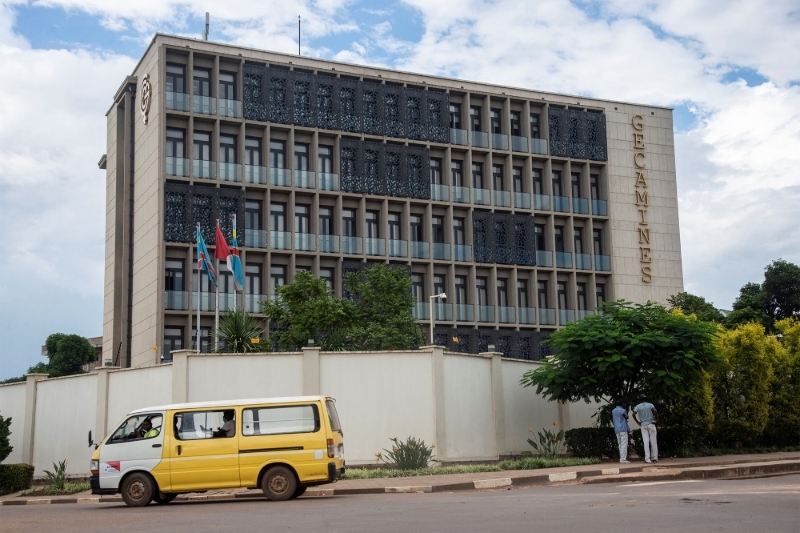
xmin=90 ymin=460 xmax=99 ymax=475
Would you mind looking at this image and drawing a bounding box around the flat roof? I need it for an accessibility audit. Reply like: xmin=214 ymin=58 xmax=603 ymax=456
xmin=130 ymin=395 xmax=330 ymax=414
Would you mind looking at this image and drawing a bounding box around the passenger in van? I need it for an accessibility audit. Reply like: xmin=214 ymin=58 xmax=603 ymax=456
xmin=212 ymin=410 xmax=236 ymax=438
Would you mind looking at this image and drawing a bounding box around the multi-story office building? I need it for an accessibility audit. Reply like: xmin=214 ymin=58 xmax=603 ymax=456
xmin=101 ymin=34 xmax=683 ymax=367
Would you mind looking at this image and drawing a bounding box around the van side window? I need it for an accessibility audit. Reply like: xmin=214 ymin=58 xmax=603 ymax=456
xmin=242 ymin=405 xmax=320 ymax=436
xmin=174 ymin=410 xmax=236 ymax=440
xmin=325 ymin=400 xmax=342 ymax=432
xmin=108 ymin=414 xmax=163 ymax=443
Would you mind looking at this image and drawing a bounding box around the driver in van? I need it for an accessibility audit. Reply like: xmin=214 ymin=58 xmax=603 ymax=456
xmin=127 ymin=418 xmax=160 ymax=440
xmin=212 ymin=410 xmax=236 ymax=438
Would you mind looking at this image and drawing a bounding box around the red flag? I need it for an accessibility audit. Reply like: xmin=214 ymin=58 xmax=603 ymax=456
xmin=215 ymin=222 xmax=230 ymax=261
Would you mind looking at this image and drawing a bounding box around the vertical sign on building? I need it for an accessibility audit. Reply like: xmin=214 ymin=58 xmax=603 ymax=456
xmin=632 ymin=114 xmax=652 ymax=283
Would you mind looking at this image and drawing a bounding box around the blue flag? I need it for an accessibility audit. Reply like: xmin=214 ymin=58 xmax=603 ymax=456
xmin=228 ymin=216 xmax=245 ymax=290
xmin=196 ymin=226 xmax=218 ymax=289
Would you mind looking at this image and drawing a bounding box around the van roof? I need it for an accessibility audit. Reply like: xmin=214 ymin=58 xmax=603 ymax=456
xmin=130 ymin=396 xmax=329 ymax=414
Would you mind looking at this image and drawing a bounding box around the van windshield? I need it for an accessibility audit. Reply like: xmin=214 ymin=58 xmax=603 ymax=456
xmin=325 ymin=399 xmax=342 ymax=432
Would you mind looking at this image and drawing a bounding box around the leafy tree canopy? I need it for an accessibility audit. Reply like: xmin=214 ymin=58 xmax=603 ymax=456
xmin=667 ymin=292 xmax=725 ymax=323
xmin=0 ymin=415 xmax=11 ymax=463
xmin=43 ymin=334 xmax=97 ymax=378
xmin=725 ymin=260 xmax=800 ymax=331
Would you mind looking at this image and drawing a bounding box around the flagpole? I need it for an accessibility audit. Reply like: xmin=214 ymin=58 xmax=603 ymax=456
xmin=196 ymin=223 xmax=201 ymax=355
xmin=214 ymin=219 xmax=220 ymax=353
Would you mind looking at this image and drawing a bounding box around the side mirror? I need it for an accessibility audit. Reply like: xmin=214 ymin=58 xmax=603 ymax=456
xmin=88 ymin=430 xmax=95 ymax=448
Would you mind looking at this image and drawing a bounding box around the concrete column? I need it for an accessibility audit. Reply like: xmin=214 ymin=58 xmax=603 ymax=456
xmin=482 ymin=351 xmax=506 ymax=457
xmin=429 ymin=345 xmax=447 ymax=461
xmin=21 ymin=373 xmax=47 ymax=464
xmin=94 ymin=366 xmax=119 ymax=443
xmin=302 ymin=346 xmax=321 ymax=396
xmin=171 ymin=349 xmax=193 ymax=404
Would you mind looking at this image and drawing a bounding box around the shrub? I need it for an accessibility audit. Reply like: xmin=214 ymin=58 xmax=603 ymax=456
xmin=43 ymin=459 xmax=68 ymax=492
xmin=0 ymin=464 xmax=34 ymax=495
xmin=527 ymin=424 xmax=564 ymax=459
xmin=564 ymin=427 xmax=618 ymax=459
xmin=630 ymin=427 xmax=688 ymax=458
xmin=0 ymin=415 xmax=11 ymax=463
xmin=377 ymin=436 xmax=435 ymax=470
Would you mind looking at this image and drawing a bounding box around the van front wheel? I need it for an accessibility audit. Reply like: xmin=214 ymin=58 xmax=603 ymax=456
xmin=121 ymin=473 xmax=154 ymax=507
xmin=261 ymin=466 xmax=297 ymax=501
xmin=290 ymin=486 xmax=307 ymax=499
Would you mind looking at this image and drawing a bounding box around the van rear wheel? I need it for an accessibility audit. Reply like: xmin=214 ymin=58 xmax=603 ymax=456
xmin=121 ymin=473 xmax=154 ymax=507
xmin=261 ymin=466 xmax=297 ymax=501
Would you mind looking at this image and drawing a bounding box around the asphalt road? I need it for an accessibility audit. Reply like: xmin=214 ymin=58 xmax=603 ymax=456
xmin=2 ymin=475 xmax=799 ymax=533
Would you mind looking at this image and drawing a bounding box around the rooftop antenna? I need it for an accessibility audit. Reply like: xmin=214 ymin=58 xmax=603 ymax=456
xmin=298 ymin=15 xmax=301 ymax=55
xmin=203 ymin=12 xmax=210 ymax=41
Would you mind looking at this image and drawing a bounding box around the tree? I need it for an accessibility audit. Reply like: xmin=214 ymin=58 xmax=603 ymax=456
xmin=667 ymin=292 xmax=725 ymax=323
xmin=763 ymin=319 xmax=800 ymax=446
xmin=762 ymin=260 xmax=800 ymax=322
xmin=0 ymin=415 xmax=11 ymax=463
xmin=213 ymin=308 xmax=265 ymax=353
xmin=519 ymin=301 xmax=720 ymax=424
xmin=43 ymin=334 xmax=97 ymax=377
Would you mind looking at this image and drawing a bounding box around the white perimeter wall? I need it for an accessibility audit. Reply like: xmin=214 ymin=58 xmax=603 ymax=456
xmin=0 ymin=383 xmax=27 ymax=464
xmin=188 ymin=353 xmax=303 ymax=402
xmin=443 ymin=354 xmax=495 ymax=460
xmin=107 ymin=365 xmax=172 ymax=428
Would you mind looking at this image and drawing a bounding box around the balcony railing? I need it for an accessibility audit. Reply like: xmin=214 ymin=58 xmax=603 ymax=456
xmin=536 ymin=250 xmax=553 ymax=267
xmin=192 ymin=292 xmax=235 ymax=312
xmin=245 ymin=229 xmax=267 ymax=249
xmin=219 ymin=99 xmax=242 ymax=118
xmin=294 ymin=170 xmax=316 ymax=189
xmin=219 ymin=162 xmax=241 ymax=182
xmin=412 ymin=302 xmax=430 ymax=320
xmin=453 ymin=186 xmax=470 ymax=203
xmin=514 ymin=192 xmax=531 ymax=209
xmin=193 ymin=95 xmax=216 ymax=115
xmin=533 ymin=193 xmax=550 ymax=210
xmin=477 ymin=305 xmax=495 ymax=323
xmin=578 ymin=309 xmax=594 ymax=320
xmin=519 ymin=307 xmax=536 ymax=324
xmin=576 ymin=253 xmax=592 ymax=270
xmin=491 ymin=133 xmax=509 ymax=151
xmin=539 ymin=308 xmax=556 ymax=325
xmin=559 ymin=309 xmax=575 ymax=326
xmin=498 ymin=306 xmax=516 ymax=323
xmin=494 ymin=190 xmax=511 ymax=207
xmin=432 ymin=242 xmax=451 ymax=260
xmin=295 ymin=233 xmax=316 ymax=252
xmin=454 ymin=244 xmax=472 ymax=262
xmin=511 ymin=135 xmax=528 ymax=152
xmin=430 ymin=184 xmax=450 ymax=201
xmin=553 ymin=196 xmax=570 ymax=212
xmin=595 ymin=254 xmax=611 ymax=271
xmin=389 ymin=239 xmax=408 ymax=258
xmin=166 ymin=157 xmax=189 ymax=177
xmin=592 ymin=199 xmax=608 ymax=216
xmin=455 ymin=304 xmax=474 ymax=322
xmin=270 ymin=167 xmax=291 ymax=187
xmin=434 ymin=303 xmax=453 ymax=321
xmin=411 ymin=241 xmax=429 ymax=259
xmin=573 ymin=197 xmax=589 ymax=214
xmin=246 ymin=294 xmax=267 ymax=313
xmin=474 ymin=188 xmax=491 ymax=205
xmin=342 ymin=236 xmax=363 ymax=255
xmin=556 ymin=251 xmax=573 ymax=268
xmin=450 ymin=128 xmax=468 ymax=145
xmin=531 ymin=137 xmax=548 ymax=155
xmin=471 ymin=130 xmax=489 ymax=148
xmin=319 ymin=173 xmax=339 ymax=191
xmin=165 ymin=291 xmax=188 ymax=310
xmin=365 ymin=238 xmax=386 ymax=256
xmin=245 ymin=165 xmax=267 ymax=184
xmin=193 ymin=160 xmax=215 ymax=179
xmin=270 ymin=231 xmax=292 ymax=250
xmin=318 ymin=234 xmax=339 ymax=253
xmin=166 ymin=92 xmax=189 ymax=112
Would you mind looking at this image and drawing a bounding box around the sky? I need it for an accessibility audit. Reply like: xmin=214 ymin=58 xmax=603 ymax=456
xmin=0 ymin=0 xmax=798 ymax=379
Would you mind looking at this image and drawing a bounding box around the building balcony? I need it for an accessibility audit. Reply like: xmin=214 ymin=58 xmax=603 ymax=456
xmin=164 ymin=290 xmax=188 ymax=310
xmin=294 ymin=170 xmax=316 ymax=189
xmin=412 ymin=302 xmax=430 ymax=320
xmin=573 ymin=197 xmax=589 ymax=214
xmin=471 ymin=130 xmax=489 ymax=148
xmin=430 ymin=184 xmax=450 ymax=202
xmin=411 ymin=241 xmax=429 ymax=259
xmin=559 ymin=309 xmax=575 ymax=326
xmin=432 ymin=242 xmax=451 ymax=260
xmin=319 ymin=172 xmax=339 ymax=191
xmin=455 ymin=304 xmax=474 ymax=322
xmin=592 ymin=199 xmax=608 ymax=216
xmin=511 ymin=135 xmax=528 ymax=152
xmin=219 ymin=162 xmax=241 ymax=182
xmin=246 ymin=294 xmax=267 ymax=314
xmin=295 ymin=233 xmax=316 ymax=252
xmin=477 ymin=305 xmax=495 ymax=323
xmin=536 ymin=250 xmax=553 ymax=267
xmin=434 ymin=302 xmax=453 ymax=321
xmin=342 ymin=236 xmax=363 ymax=255
xmin=245 ymin=229 xmax=267 ymax=248
xmin=498 ymin=306 xmax=516 ymax=324
xmin=519 ymin=307 xmax=536 ymax=324
xmin=494 ymin=190 xmax=511 ymax=207
xmin=553 ymin=195 xmax=570 ymax=212
xmin=270 ymin=231 xmax=292 ymax=250
xmin=491 ymin=133 xmax=509 ymax=151
xmin=539 ymin=308 xmax=556 ymax=325
xmin=166 ymin=91 xmax=189 ymax=112
xmin=193 ymin=95 xmax=216 ymax=115
xmin=192 ymin=292 xmax=235 ymax=312
xmin=514 ymin=192 xmax=531 ymax=209
xmin=193 ymin=160 xmax=216 ymax=179
xmin=452 ymin=185 xmax=470 ymax=203
xmin=270 ymin=167 xmax=292 ymax=187
xmin=219 ymin=99 xmax=242 ymax=118
xmin=318 ymin=234 xmax=340 ymax=253
xmin=578 ymin=309 xmax=594 ymax=320
xmin=473 ymin=188 xmax=491 ymax=205
xmin=531 ymin=137 xmax=548 ymax=155
xmin=166 ymin=157 xmax=189 ymax=177
xmin=450 ymin=128 xmax=468 ymax=145
xmin=533 ymin=193 xmax=551 ymax=211
xmin=575 ymin=253 xmax=592 ymax=270
xmin=454 ymin=244 xmax=472 ymax=262
xmin=389 ymin=239 xmax=408 ymax=258
xmin=595 ymin=254 xmax=611 ymax=271
xmin=556 ymin=251 xmax=573 ymax=268
xmin=365 ymin=238 xmax=386 ymax=256
xmin=245 ymin=165 xmax=267 ymax=185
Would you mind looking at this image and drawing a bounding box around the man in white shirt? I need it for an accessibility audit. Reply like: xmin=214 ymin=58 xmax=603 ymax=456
xmin=633 ymin=394 xmax=659 ymax=463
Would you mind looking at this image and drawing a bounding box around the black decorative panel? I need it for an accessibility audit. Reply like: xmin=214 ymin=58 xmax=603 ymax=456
xmin=293 ymin=71 xmax=316 ymax=128
xmin=216 ymin=187 xmax=245 ymax=245
xmin=508 ymin=330 xmax=541 ymax=361
xmin=341 ymin=260 xmax=366 ymax=300
xmin=339 ymin=138 xmax=362 ymax=193
xmin=473 ymin=329 xmax=497 ymax=354
xmin=267 ymin=68 xmax=292 ymax=124
xmin=548 ymin=107 xmax=569 ymax=157
xmin=361 ymin=81 xmax=383 ymax=136
xmin=433 ymin=329 xmax=451 ymax=349
xmin=243 ymin=64 xmax=267 ymax=121
xmin=514 ymin=214 xmax=535 ymax=266
xmin=385 ymin=144 xmax=407 ymax=197
xmin=494 ymin=213 xmax=514 ymax=264
xmin=363 ymin=142 xmax=385 ymax=195
xmin=191 ymin=186 xmax=215 ymax=243
xmin=538 ymin=330 xmax=554 ymax=358
xmin=495 ymin=330 xmax=515 ymax=358
xmin=434 ymin=327 xmax=475 ymax=354
xmin=406 ymin=88 xmax=428 ymax=141
xmin=338 ymin=78 xmax=362 ymax=133
xmin=316 ymin=75 xmax=338 ymax=131
xmin=427 ymin=90 xmax=450 ymax=143
xmin=586 ymin=112 xmax=608 ymax=161
xmin=473 ymin=211 xmax=494 ymax=263
xmin=568 ymin=109 xmax=587 ymax=159
xmin=164 ymin=183 xmax=191 ymax=242
xmin=406 ymin=145 xmax=430 ymax=199
xmin=384 ymin=86 xmax=405 ymax=138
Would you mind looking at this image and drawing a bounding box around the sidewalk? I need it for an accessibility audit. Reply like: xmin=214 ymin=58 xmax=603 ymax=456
xmin=3 ymin=452 xmax=799 ymax=505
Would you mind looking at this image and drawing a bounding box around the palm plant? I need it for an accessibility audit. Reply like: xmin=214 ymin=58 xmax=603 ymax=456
xmin=43 ymin=459 xmax=68 ymax=492
xmin=213 ymin=308 xmax=265 ymax=353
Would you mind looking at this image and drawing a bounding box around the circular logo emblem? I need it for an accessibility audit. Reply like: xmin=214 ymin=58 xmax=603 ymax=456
xmin=140 ymin=74 xmax=152 ymax=125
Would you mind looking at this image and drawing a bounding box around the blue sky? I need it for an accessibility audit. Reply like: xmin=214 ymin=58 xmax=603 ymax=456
xmin=0 ymin=0 xmax=798 ymax=380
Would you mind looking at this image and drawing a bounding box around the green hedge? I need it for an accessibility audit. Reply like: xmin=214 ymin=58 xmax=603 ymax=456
xmin=564 ymin=427 xmax=619 ymax=459
xmin=0 ymin=464 xmax=34 ymax=495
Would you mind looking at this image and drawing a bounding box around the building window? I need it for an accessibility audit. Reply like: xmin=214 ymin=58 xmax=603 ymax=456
xmin=557 ymin=282 xmax=568 ymax=310
xmin=450 ymin=103 xmax=461 ymax=129
xmin=294 ymin=144 xmax=309 ymax=171
xmin=245 ymin=137 xmax=261 ymax=166
xmin=410 ymin=214 xmax=423 ymax=242
xmin=270 ymin=203 xmax=286 ymax=232
xmin=492 ymin=165 xmax=504 ymax=191
xmin=455 ymin=276 xmax=467 ymax=304
xmin=571 ymin=172 xmax=581 ymax=198
xmin=165 ymin=259 xmax=185 ymax=292
xmin=533 ymin=170 xmax=543 ymax=195
xmin=342 ymin=209 xmax=357 ymax=237
xmin=453 ymin=218 xmax=465 ymax=245
xmin=574 ymin=228 xmax=584 ymax=254
xmin=497 ymin=278 xmax=509 ymax=307
xmin=195 ymin=327 xmax=211 ymax=353
xmin=432 ymin=216 xmax=445 ymax=243
xmin=590 ymin=174 xmax=600 ymax=200
xmin=530 ymin=113 xmax=540 ymax=138
xmin=166 ymin=129 xmax=185 ymax=158
xmin=219 ymin=72 xmax=236 ymax=100
xmin=513 ymin=167 xmax=523 ymax=193
xmin=388 ymin=213 xmax=401 ymax=240
xmin=577 ymin=283 xmax=587 ymax=311
xmin=295 ymin=204 xmax=311 ymax=234
xmin=552 ymin=170 xmax=563 ymax=196
xmin=555 ymin=226 xmax=565 ymax=253
xmin=319 ymin=207 xmax=334 ymax=235
xmin=472 ymin=162 xmax=484 ymax=189
xmin=318 ymin=145 xmax=333 ymax=173
xmin=412 ymin=274 xmax=424 ymax=303
xmin=166 ymin=64 xmax=185 ymax=94
xmin=193 ymin=68 xmax=211 ymax=97
xmin=510 ymin=111 xmax=521 ymax=136
xmin=490 ymin=108 xmax=502 ymax=134
xmin=270 ymin=266 xmax=286 ymax=298
xmin=217 ymin=262 xmax=235 ymax=295
xmin=451 ymin=161 xmax=464 ymax=187
xmin=270 ymin=141 xmax=286 ymax=168
xmin=366 ymin=210 xmax=379 ymax=238
xmin=320 ymin=268 xmax=334 ymax=291
xmin=434 ymin=275 xmax=446 ymax=297
xmin=193 ymin=132 xmax=211 ymax=161
xmin=535 ymin=224 xmax=546 ymax=251
xmin=470 ymin=106 xmax=482 ymax=131
xmin=163 ymin=327 xmax=184 ymax=361
xmin=596 ymin=283 xmax=606 ymax=305
xmin=593 ymin=229 xmax=603 ymax=255
xmin=517 ymin=280 xmax=529 ymax=308
xmin=245 ymin=200 xmax=262 ymax=230
xmin=246 ymin=263 xmax=262 ymax=295
xmin=476 ymin=277 xmax=488 ymax=306
xmin=220 ymin=135 xmax=236 ymax=164
xmin=430 ymin=158 xmax=443 ymax=185
xmin=537 ymin=281 xmax=548 ymax=308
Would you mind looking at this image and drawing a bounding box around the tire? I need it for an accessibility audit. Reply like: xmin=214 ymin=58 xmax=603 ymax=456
xmin=261 ymin=466 xmax=297 ymax=501
xmin=290 ymin=486 xmax=307 ymax=499
xmin=153 ymin=492 xmax=178 ymax=504
xmin=121 ymin=473 xmax=154 ymax=507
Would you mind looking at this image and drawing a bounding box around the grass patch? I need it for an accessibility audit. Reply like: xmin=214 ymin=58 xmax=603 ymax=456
xmin=19 ymin=482 xmax=89 ymax=497
xmin=342 ymin=457 xmax=600 ymax=480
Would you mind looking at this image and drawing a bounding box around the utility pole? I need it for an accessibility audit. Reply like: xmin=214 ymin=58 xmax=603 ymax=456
xmin=298 ymin=16 xmax=301 ymax=55
xmin=203 ymin=12 xmax=209 ymax=41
